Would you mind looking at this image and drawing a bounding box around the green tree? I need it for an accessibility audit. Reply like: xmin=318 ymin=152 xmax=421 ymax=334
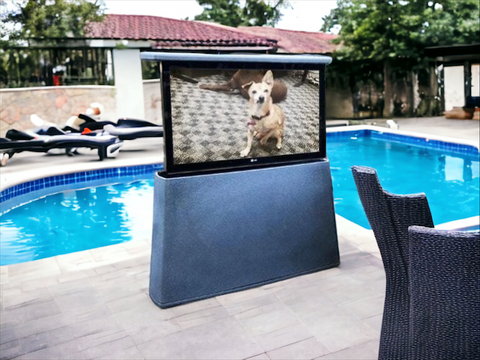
xmin=1 ymin=0 xmax=105 ymax=87
xmin=2 ymin=0 xmax=105 ymax=45
xmin=321 ymin=0 xmax=480 ymax=116
xmin=194 ymin=0 xmax=290 ymax=27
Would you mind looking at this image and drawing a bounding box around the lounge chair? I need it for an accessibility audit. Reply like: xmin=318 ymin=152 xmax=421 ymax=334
xmin=0 ymin=130 xmax=122 ymax=166
xmin=351 ymin=165 xmax=434 ymax=360
xmin=78 ymin=115 xmax=163 ymax=140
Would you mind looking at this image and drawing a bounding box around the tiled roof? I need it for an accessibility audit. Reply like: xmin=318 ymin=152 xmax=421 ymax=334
xmin=85 ymin=14 xmax=277 ymax=49
xmin=236 ymin=26 xmax=338 ymax=54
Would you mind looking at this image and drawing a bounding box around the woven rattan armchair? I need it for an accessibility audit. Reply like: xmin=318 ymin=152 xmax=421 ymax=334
xmin=408 ymin=226 xmax=480 ymax=359
xmin=351 ymin=166 xmax=434 ymax=360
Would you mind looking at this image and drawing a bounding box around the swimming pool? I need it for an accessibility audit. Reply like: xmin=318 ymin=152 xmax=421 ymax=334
xmin=1 ymin=129 xmax=479 ymax=265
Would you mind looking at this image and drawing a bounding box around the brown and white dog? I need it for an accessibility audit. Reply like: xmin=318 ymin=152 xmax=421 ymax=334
xmin=240 ymin=70 xmax=285 ymax=158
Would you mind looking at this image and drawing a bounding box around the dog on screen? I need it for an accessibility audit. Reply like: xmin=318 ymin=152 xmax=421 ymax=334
xmin=240 ymin=70 xmax=285 ymax=158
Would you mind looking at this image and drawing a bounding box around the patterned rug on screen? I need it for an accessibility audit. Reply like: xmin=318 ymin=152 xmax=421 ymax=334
xmin=170 ymin=70 xmax=320 ymax=164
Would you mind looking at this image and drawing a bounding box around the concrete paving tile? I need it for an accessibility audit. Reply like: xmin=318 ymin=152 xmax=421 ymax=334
xmin=2 ymin=287 xmax=53 ymax=310
xmin=1 ymin=284 xmax=22 ymax=300
xmin=324 ymin=282 xmax=382 ymax=306
xmin=121 ymin=239 xmax=151 ymax=256
xmin=66 ymin=303 xmax=113 ymax=323
xmin=316 ymin=340 xmax=379 ymax=359
xmin=303 ymin=310 xmax=380 ymax=353
xmin=0 ymin=327 xmax=17 ymax=345
xmin=1 ymin=297 xmax=63 ymax=328
xmin=48 ymin=278 xmax=103 ymax=312
xmin=0 ymin=339 xmax=21 ymax=360
xmin=362 ymin=314 xmax=383 ymax=335
xmin=126 ymin=320 xmax=182 ymax=346
xmin=55 ymin=251 xmax=97 ymax=273
xmin=266 ymin=337 xmax=330 ymax=360
xmin=170 ymin=297 xmax=222 ymax=317
xmin=337 ymin=237 xmax=358 ymax=254
xmin=20 ymin=275 xmax=61 ymax=293
xmin=88 ymin=246 xmax=133 ymax=265
xmin=347 ymin=264 xmax=385 ymax=284
xmin=95 ymin=346 xmax=145 ymax=360
xmin=19 ymin=325 xmax=74 ymax=355
xmin=112 ymin=300 xmax=176 ymax=330
xmin=12 ymin=339 xmax=86 ymax=360
xmin=0 ymin=267 xmax=8 ymax=286
xmin=69 ymin=314 xmax=123 ymax=339
xmin=245 ymin=353 xmax=270 ymax=359
xmin=275 ymin=276 xmax=357 ymax=315
xmin=137 ymin=317 xmax=263 ymax=360
xmin=174 ymin=305 xmax=230 ymax=330
xmin=253 ymin=323 xmax=315 ymax=353
xmin=218 ymin=293 xmax=278 ymax=316
xmin=337 ymin=251 xmax=375 ymax=270
xmin=7 ymin=257 xmax=62 ymax=283
xmin=263 ymin=267 xmax=343 ymax=293
xmin=368 ymin=278 xmax=386 ymax=295
xmin=81 ymin=333 xmax=136 ymax=359
xmin=341 ymin=295 xmax=384 ymax=320
xmin=6 ymin=312 xmax=71 ymax=340
xmin=95 ymin=277 xmax=148 ymax=304
xmin=234 ymin=300 xmax=299 ymax=337
xmin=105 ymin=292 xmax=154 ymax=314
xmin=216 ymin=287 xmax=273 ymax=311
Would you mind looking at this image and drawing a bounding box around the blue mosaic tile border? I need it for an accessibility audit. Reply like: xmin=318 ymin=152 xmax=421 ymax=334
xmin=327 ymin=130 xmax=480 ymax=156
xmin=0 ymin=163 xmax=163 ymax=204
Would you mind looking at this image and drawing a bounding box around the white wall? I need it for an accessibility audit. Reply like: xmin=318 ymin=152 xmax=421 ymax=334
xmin=471 ymin=64 xmax=480 ymax=97
xmin=444 ymin=65 xmax=465 ymax=111
xmin=113 ymin=49 xmax=145 ymax=119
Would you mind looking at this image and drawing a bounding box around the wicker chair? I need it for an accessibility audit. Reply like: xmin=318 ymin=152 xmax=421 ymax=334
xmin=351 ymin=166 xmax=434 ymax=360
xmin=408 ymin=226 xmax=480 ymax=359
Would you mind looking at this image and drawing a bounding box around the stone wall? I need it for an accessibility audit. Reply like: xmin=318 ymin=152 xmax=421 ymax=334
xmin=143 ymin=79 xmax=162 ymax=125
xmin=0 ymin=86 xmax=117 ymax=137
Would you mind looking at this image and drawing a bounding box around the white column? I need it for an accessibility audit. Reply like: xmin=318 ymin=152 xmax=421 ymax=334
xmin=112 ymin=49 xmax=145 ymax=119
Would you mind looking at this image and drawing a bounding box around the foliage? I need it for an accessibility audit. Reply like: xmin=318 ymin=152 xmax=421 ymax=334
xmin=1 ymin=0 xmax=105 ymax=45
xmin=1 ymin=0 xmax=105 ymax=87
xmin=321 ymin=0 xmax=480 ymax=69
xmin=194 ymin=0 xmax=290 ymax=27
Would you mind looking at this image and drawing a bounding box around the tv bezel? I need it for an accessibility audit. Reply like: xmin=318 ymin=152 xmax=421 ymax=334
xmin=140 ymin=52 xmax=332 ymax=176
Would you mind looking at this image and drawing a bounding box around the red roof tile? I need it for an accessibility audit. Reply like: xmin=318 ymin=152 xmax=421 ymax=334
xmin=236 ymin=26 xmax=338 ymax=54
xmin=85 ymin=14 xmax=277 ymax=49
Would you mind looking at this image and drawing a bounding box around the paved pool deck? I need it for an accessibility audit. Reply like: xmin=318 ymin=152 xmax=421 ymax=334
xmin=0 ymin=116 xmax=478 ymax=359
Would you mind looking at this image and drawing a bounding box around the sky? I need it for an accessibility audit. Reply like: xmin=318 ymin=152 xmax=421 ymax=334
xmin=101 ymin=0 xmax=339 ymax=32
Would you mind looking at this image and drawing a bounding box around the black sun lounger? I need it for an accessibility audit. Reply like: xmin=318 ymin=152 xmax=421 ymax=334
xmin=0 ymin=132 xmax=122 ymax=166
xmin=78 ymin=114 xmax=163 ymax=140
xmin=104 ymin=119 xmax=164 ymax=140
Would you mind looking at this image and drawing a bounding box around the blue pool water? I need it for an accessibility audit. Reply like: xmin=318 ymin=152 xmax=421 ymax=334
xmin=329 ymin=135 xmax=479 ymax=228
xmin=1 ymin=132 xmax=479 ymax=265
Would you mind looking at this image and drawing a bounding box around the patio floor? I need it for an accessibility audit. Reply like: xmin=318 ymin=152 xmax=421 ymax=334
xmin=0 ymin=116 xmax=478 ymax=359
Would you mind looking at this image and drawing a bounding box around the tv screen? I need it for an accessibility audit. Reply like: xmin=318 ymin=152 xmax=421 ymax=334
xmin=140 ymin=53 xmax=332 ymax=175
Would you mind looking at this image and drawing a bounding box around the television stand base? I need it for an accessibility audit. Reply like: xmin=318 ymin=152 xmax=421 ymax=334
xmin=149 ymin=160 xmax=340 ymax=308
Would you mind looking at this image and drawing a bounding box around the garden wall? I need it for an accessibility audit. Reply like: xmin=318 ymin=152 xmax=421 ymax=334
xmin=0 ymin=82 xmax=163 ymax=138
xmin=0 ymin=86 xmax=117 ymax=137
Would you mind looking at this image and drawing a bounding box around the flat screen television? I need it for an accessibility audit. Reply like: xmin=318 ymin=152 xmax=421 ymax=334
xmin=140 ymin=52 xmax=332 ymax=176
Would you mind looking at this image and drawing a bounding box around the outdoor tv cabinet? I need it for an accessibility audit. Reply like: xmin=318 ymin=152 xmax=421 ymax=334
xmin=142 ymin=52 xmax=340 ymax=308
